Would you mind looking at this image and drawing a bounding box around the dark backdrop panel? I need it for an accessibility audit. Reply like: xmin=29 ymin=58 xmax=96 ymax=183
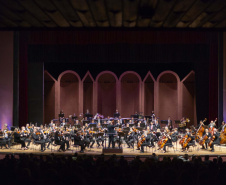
xmin=28 ymin=62 xmax=44 ymax=125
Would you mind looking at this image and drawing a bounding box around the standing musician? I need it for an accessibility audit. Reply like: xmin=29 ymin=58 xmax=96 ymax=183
xmin=107 ymin=121 xmax=118 ymax=148
xmin=150 ymin=122 xmax=156 ymax=132
xmin=209 ymin=119 xmax=217 ymax=135
xmin=218 ymin=121 xmax=225 ymax=132
xmin=113 ymin=109 xmax=120 ymax=118
xmin=13 ymin=128 xmax=28 ymax=149
xmin=167 ymin=116 xmax=173 ymax=131
xmin=155 ymin=120 xmax=161 ymax=130
xmin=171 ymin=128 xmax=179 ymax=143
xmin=209 ymin=128 xmax=220 ymax=152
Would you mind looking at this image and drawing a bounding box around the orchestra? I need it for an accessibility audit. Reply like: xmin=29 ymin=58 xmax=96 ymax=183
xmin=1 ymin=110 xmax=226 ymax=154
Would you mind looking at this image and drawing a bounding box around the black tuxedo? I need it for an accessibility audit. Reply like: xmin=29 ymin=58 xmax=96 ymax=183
xmin=14 ymin=132 xmax=26 ymax=148
xmin=107 ymin=124 xmax=117 ymax=148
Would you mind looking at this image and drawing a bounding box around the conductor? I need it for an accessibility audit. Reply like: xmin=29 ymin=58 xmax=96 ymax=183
xmin=107 ymin=121 xmax=118 ymax=148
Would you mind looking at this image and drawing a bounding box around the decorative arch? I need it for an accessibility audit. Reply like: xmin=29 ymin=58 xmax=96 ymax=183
xmin=96 ymin=71 xmax=118 ymax=117
xmin=157 ymin=70 xmax=180 ymax=123
xmin=143 ymin=71 xmax=156 ymax=116
xmin=82 ymin=71 xmax=94 ymax=115
xmin=58 ymin=70 xmax=81 ymax=118
xmin=119 ymin=71 xmax=142 ymax=117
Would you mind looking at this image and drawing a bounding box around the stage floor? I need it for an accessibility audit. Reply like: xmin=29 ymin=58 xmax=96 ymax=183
xmin=0 ymin=142 xmax=226 ymax=157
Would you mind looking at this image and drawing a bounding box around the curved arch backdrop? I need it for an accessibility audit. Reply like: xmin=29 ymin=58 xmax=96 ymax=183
xmin=44 ymin=70 xmax=196 ymax=126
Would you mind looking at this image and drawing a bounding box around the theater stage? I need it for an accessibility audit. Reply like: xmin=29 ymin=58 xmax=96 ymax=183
xmin=0 ymin=142 xmax=226 ymax=158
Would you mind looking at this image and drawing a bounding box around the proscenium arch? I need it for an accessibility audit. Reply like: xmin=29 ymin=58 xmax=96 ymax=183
xmin=96 ymin=71 xmax=118 ymax=117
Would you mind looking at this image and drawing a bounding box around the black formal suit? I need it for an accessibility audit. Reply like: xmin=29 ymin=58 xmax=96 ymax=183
xmin=150 ymin=124 xmax=156 ymax=132
xmin=107 ymin=124 xmax=118 ymax=148
xmin=141 ymin=134 xmax=154 ymax=152
xmin=209 ymin=132 xmax=220 ymax=151
xmin=32 ymin=133 xmax=46 ymax=151
xmin=155 ymin=123 xmax=161 ymax=130
xmin=14 ymin=132 xmax=26 ymax=148
xmin=163 ymin=137 xmax=173 ymax=152
xmin=54 ymin=131 xmax=65 ymax=151
xmin=73 ymin=134 xmax=85 ymax=152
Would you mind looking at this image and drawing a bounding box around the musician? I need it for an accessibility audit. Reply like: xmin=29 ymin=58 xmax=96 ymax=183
xmin=107 ymin=121 xmax=118 ymax=148
xmin=87 ymin=128 xmax=95 ymax=148
xmin=180 ymin=117 xmax=186 ymax=133
xmin=200 ymin=129 xmax=211 ymax=150
xmin=150 ymin=122 xmax=156 ymax=132
xmin=20 ymin=126 xmax=31 ymax=148
xmin=142 ymin=117 xmax=147 ymax=126
xmin=54 ymin=128 xmax=65 ymax=151
xmin=155 ymin=120 xmax=161 ymax=130
xmin=218 ymin=121 xmax=225 ymax=132
xmin=96 ymin=127 xmax=104 ymax=147
xmin=61 ymin=119 xmax=66 ymax=127
xmin=140 ymin=131 xmax=154 ymax=153
xmin=162 ymin=129 xmax=173 ymax=153
xmin=32 ymin=128 xmax=46 ymax=152
xmin=3 ymin=124 xmax=12 ymax=148
xmin=114 ymin=109 xmax=120 ymax=118
xmin=73 ymin=132 xmax=85 ymax=153
xmin=13 ymin=128 xmax=28 ymax=149
xmin=209 ymin=120 xmax=217 ymax=129
xmin=181 ymin=129 xmax=195 ymax=152
xmin=209 ymin=128 xmax=220 ymax=152
xmin=151 ymin=111 xmax=155 ymax=122
xmin=126 ymin=128 xmax=135 ymax=148
xmin=84 ymin=109 xmax=92 ymax=120
xmin=171 ymin=128 xmax=179 ymax=142
xmin=167 ymin=116 xmax=173 ymax=131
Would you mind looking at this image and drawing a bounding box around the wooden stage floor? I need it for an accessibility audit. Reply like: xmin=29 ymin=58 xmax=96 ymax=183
xmin=1 ymin=142 xmax=226 ymax=158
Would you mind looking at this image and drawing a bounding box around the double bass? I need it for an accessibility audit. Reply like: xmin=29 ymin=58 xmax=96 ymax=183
xmin=196 ymin=118 xmax=207 ymax=140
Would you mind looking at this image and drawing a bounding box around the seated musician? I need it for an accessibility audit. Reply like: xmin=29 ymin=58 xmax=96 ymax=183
xmin=54 ymin=128 xmax=66 ymax=151
xmin=73 ymin=132 xmax=85 ymax=153
xmin=140 ymin=131 xmax=154 ymax=153
xmin=126 ymin=127 xmax=135 ymax=148
xmin=96 ymin=127 xmax=104 ymax=147
xmin=209 ymin=128 xmax=220 ymax=152
xmin=13 ymin=128 xmax=28 ymax=149
xmin=162 ymin=129 xmax=173 ymax=153
xmin=0 ymin=129 xmax=9 ymax=149
xmin=32 ymin=128 xmax=46 ymax=152
xmin=3 ymin=124 xmax=12 ymax=148
xmin=181 ymin=129 xmax=195 ymax=152
xmin=171 ymin=128 xmax=179 ymax=143
xmin=87 ymin=128 xmax=95 ymax=148
xmin=200 ymin=129 xmax=211 ymax=150
xmin=20 ymin=126 xmax=31 ymax=147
